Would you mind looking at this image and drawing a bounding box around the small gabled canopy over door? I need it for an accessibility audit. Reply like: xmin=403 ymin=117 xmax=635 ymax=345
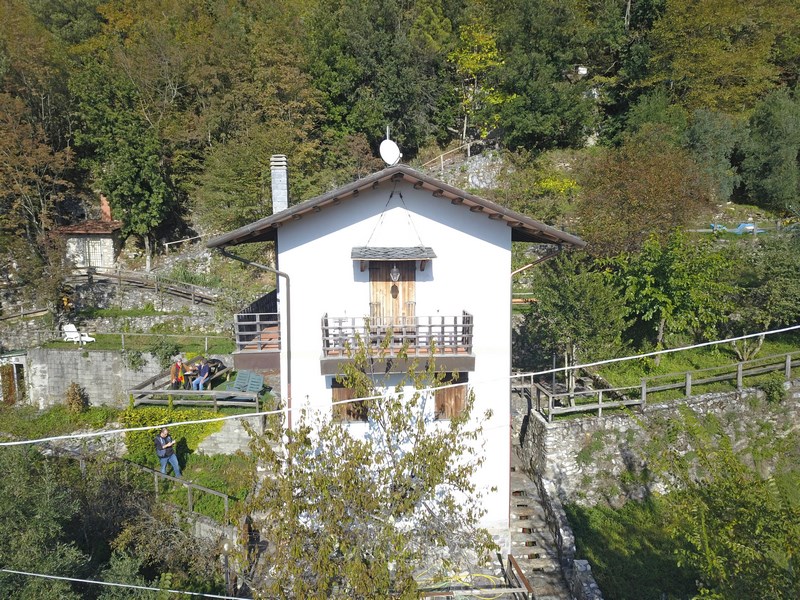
xmin=369 ymin=261 xmax=416 ymax=325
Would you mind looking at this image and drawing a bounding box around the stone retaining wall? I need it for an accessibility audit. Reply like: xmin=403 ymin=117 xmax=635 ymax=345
xmin=516 ymin=381 xmax=800 ymax=506
xmin=26 ymin=347 xmax=164 ymax=409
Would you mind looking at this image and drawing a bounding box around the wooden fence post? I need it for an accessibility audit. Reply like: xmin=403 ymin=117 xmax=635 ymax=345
xmin=737 ymin=363 xmax=743 ymax=390
xmin=786 ymin=354 xmax=793 ymax=380
xmin=598 ymin=390 xmax=603 ymax=417
xmin=547 ymin=392 xmax=553 ymax=423
xmin=641 ymin=378 xmax=647 ymax=409
xmin=187 ymin=485 xmax=193 ymax=513
xmin=685 ymin=372 xmax=692 ymax=397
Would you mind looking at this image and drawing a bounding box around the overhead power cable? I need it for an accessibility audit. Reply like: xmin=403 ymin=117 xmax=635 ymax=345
xmin=0 ymin=323 xmax=798 ymax=449
xmin=0 ymin=568 xmax=241 ymax=599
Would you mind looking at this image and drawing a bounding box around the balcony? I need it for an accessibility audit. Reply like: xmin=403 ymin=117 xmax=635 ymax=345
xmin=232 ymin=291 xmax=281 ymax=371
xmin=320 ymin=312 xmax=475 ymax=375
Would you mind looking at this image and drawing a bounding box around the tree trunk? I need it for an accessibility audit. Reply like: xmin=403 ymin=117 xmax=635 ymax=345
xmin=144 ymin=235 xmax=152 ymax=273
xmin=654 ymin=318 xmax=666 ymax=366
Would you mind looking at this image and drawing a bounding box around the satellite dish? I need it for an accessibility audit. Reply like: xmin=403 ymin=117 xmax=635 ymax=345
xmin=379 ymin=139 xmax=402 ymax=166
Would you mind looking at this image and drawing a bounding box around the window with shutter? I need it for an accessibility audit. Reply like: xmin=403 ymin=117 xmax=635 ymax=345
xmin=434 ymin=373 xmax=468 ymax=420
xmin=331 ymin=381 xmax=368 ymax=422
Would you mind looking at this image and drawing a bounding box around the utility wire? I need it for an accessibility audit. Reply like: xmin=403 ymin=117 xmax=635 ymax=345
xmin=0 ymin=568 xmax=242 ymax=599
xmin=1 ymin=323 xmax=798 ymax=449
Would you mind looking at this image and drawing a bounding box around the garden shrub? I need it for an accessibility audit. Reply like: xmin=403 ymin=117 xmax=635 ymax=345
xmin=65 ymin=382 xmax=89 ymax=413
xmin=758 ymin=371 xmax=787 ymax=404
xmin=121 ymin=407 xmax=223 ymax=468
xmin=146 ymin=336 xmax=181 ymax=369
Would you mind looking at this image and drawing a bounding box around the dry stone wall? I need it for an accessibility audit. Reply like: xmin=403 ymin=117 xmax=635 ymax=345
xmin=514 ymin=381 xmax=800 ymax=506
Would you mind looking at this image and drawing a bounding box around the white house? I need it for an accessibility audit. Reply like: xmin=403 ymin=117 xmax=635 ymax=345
xmin=207 ymin=157 xmax=585 ymax=546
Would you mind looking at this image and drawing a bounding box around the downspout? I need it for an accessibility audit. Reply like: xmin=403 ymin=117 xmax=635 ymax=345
xmin=217 ymin=248 xmax=292 ymax=430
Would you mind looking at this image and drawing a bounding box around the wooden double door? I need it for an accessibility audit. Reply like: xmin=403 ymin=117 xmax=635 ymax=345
xmin=369 ymin=261 xmax=416 ymax=326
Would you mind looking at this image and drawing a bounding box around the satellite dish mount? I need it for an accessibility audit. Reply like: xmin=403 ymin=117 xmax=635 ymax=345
xmin=379 ymin=126 xmax=402 ymax=166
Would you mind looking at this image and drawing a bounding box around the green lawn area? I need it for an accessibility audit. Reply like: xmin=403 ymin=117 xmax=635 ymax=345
xmin=45 ymin=333 xmax=235 ymax=354
xmin=566 ymin=499 xmax=698 ymax=600
xmin=160 ymin=453 xmax=256 ymax=522
xmin=595 ymin=332 xmax=800 ymax=404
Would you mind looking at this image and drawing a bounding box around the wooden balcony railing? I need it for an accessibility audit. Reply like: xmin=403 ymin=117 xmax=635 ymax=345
xmin=321 ymin=312 xmax=474 ymax=357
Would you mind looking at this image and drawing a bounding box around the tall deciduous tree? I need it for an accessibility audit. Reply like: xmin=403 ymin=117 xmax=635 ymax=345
xmin=514 ymin=253 xmax=627 ymax=396
xmin=647 ymin=0 xmax=788 ymax=112
xmin=243 ymin=339 xmax=495 ymax=598
xmin=740 ymin=87 xmax=800 ymax=214
xmin=576 ymin=125 xmax=713 ymax=256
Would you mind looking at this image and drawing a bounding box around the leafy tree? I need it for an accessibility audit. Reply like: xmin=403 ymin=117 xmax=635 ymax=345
xmin=491 ymin=0 xmax=597 ymax=151
xmin=0 ymin=92 xmax=74 ymax=308
xmin=0 ymin=447 xmax=86 ymax=599
xmin=647 ymin=0 xmax=788 ymax=112
xmin=610 ymin=231 xmax=733 ymax=361
xmin=514 ymin=253 xmax=627 ymax=397
xmin=623 ymin=88 xmax=687 ymax=144
xmin=740 ymin=87 xmax=800 ymax=214
xmin=684 ymin=108 xmax=742 ymax=202
xmin=242 ymin=338 xmax=496 ymax=598
xmin=722 ymin=236 xmax=800 ymax=360
xmin=576 ymin=125 xmax=714 ymax=256
xmin=448 ymin=15 xmax=506 ymax=142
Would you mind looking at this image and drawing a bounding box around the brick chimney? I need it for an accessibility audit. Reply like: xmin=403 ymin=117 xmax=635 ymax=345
xmin=99 ymin=195 xmax=112 ymax=222
xmin=270 ymin=155 xmax=288 ymax=214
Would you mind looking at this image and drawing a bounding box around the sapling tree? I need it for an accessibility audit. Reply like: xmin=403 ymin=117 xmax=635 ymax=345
xmin=242 ymin=333 xmax=496 ymax=599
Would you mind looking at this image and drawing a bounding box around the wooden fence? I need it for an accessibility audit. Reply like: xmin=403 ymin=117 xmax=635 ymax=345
xmin=518 ymin=350 xmax=800 ymax=422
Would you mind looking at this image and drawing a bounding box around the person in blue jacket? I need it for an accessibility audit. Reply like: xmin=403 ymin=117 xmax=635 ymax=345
xmin=154 ymin=427 xmax=181 ymax=477
xmin=192 ymin=358 xmax=211 ymax=391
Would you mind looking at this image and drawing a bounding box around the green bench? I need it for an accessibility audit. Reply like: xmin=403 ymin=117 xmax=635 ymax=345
xmin=227 ymin=370 xmax=265 ymax=399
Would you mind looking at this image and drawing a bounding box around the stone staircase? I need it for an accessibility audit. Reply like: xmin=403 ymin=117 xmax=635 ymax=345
xmin=509 ymin=453 xmax=571 ymax=599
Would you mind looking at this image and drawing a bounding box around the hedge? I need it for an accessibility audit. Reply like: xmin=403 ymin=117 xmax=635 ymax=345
xmin=121 ymin=407 xmax=224 ymax=469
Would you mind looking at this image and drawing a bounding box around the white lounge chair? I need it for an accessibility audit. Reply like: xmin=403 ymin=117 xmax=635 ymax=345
xmin=63 ymin=324 xmax=95 ymax=344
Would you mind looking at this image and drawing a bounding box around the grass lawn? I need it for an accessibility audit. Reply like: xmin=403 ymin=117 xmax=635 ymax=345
xmin=566 ymin=499 xmax=698 ymax=600
xmin=161 ymin=452 xmax=255 ymax=522
xmin=596 ymin=332 xmax=800 ymax=404
xmin=45 ymin=333 xmax=235 ymax=355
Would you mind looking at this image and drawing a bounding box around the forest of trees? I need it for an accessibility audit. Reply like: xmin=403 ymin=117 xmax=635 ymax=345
xmin=2 ymin=0 xmax=799 ymax=307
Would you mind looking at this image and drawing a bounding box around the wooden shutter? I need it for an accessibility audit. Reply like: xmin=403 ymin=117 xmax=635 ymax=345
xmin=332 ymin=382 xmax=368 ymax=421
xmin=435 ymin=373 xmax=467 ymax=419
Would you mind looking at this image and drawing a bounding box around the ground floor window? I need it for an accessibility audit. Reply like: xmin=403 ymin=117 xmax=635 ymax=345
xmin=331 ymin=380 xmax=368 ymax=422
xmin=434 ymin=372 xmax=468 ymax=420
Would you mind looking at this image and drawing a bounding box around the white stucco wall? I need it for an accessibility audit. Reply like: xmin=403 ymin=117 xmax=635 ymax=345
xmin=273 ymin=180 xmax=512 ymax=542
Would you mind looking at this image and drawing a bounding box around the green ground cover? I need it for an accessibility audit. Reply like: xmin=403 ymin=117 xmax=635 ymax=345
xmin=0 ymin=404 xmax=120 ymax=439
xmin=566 ymin=499 xmax=698 ymax=600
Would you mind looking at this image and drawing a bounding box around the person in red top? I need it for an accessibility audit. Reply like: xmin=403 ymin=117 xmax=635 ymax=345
xmin=170 ymin=359 xmax=185 ymax=390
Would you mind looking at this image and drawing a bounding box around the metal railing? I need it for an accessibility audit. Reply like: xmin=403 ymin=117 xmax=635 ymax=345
xmin=321 ymin=312 xmax=474 ymax=357
xmin=233 ymin=312 xmax=280 ymax=352
xmin=518 ymin=350 xmax=800 ymax=422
